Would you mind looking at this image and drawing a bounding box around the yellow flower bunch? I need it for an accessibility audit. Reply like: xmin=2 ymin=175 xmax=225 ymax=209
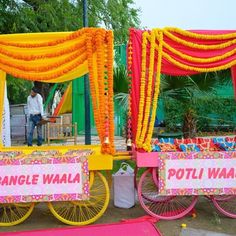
xmin=136 ymin=31 xmax=148 ymax=148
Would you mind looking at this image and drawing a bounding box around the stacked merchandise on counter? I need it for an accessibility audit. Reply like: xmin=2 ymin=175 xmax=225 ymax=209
xmin=212 ymin=137 xmax=236 ymax=151
xmin=151 ymin=137 xmax=236 ymax=152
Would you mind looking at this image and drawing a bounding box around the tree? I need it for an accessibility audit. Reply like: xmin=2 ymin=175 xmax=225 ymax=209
xmin=113 ymin=64 xmax=131 ymax=142
xmin=7 ymin=75 xmax=33 ymax=104
xmin=160 ymin=70 xmax=232 ymax=137
xmin=0 ymin=0 xmax=19 ymax=34
xmin=1 ymin=0 xmax=140 ymax=104
xmin=102 ymin=0 xmax=140 ymax=43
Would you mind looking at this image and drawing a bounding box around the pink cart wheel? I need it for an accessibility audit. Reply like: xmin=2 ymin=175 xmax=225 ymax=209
xmin=151 ymin=168 xmax=175 ymax=203
xmin=212 ymin=195 xmax=236 ymax=218
xmin=138 ymin=168 xmax=198 ymax=220
xmin=135 ymin=167 xmax=161 ymax=203
xmin=139 ymin=167 xmax=170 ymax=203
xmin=134 ymin=166 xmax=147 ymax=190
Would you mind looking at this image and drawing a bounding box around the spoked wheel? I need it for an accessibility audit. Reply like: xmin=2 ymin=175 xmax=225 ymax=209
xmin=138 ymin=168 xmax=198 ymax=220
xmin=135 ymin=168 xmax=166 ymax=202
xmin=138 ymin=168 xmax=175 ymax=204
xmin=48 ymin=171 xmax=110 ymax=225
xmin=212 ymin=195 xmax=236 ymax=218
xmin=134 ymin=166 xmax=147 ymax=190
xmin=0 ymin=203 xmax=35 ymax=226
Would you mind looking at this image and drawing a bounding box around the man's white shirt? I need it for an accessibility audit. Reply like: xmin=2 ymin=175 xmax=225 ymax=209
xmin=27 ymin=94 xmax=44 ymax=116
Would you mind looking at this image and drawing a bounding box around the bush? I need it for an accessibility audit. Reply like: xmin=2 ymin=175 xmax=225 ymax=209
xmin=164 ymin=97 xmax=236 ymax=132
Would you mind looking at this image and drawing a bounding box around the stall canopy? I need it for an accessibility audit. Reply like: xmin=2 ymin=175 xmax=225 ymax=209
xmin=128 ymin=28 xmax=236 ymax=151
xmin=0 ymin=28 xmax=115 ymax=154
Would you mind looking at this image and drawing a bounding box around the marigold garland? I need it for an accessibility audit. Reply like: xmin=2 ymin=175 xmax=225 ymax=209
xmin=135 ymin=32 xmax=148 ymax=148
xmin=0 ymin=39 xmax=86 ymax=61
xmin=139 ymin=30 xmax=156 ymax=147
xmin=144 ymin=31 xmax=163 ymax=151
xmin=0 ymin=27 xmax=115 ymax=154
xmin=162 ymin=51 xmax=236 ymax=72
xmin=96 ymin=31 xmax=106 ymax=149
xmin=0 ymin=48 xmax=87 ymax=72
xmin=0 ymin=28 xmax=96 ymax=48
xmin=86 ymin=36 xmax=102 ymax=142
xmin=0 ymin=71 xmax=5 ymax=147
xmin=127 ymin=31 xmax=133 ymax=146
xmin=83 ymin=29 xmax=115 ymax=155
xmin=104 ymin=31 xmax=115 ymax=154
xmin=134 ymin=28 xmax=236 ymax=152
xmin=0 ymin=53 xmax=87 ymax=81
xmin=164 ymin=30 xmax=236 ymax=50
xmin=165 ymin=27 xmax=236 ymax=40
xmin=162 ymin=41 xmax=236 ymax=63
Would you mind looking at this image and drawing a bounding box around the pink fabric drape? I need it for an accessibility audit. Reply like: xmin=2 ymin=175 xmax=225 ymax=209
xmin=129 ymin=28 xmax=236 ymax=142
xmin=0 ymin=221 xmax=162 ymax=236
xmin=231 ymin=66 xmax=236 ymax=99
xmin=129 ymin=29 xmax=142 ymax=140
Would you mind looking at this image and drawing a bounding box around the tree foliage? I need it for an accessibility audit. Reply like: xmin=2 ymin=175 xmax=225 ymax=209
xmin=161 ymin=70 xmax=232 ymax=136
xmin=7 ymin=75 xmax=33 ymax=104
xmin=1 ymin=0 xmax=140 ymax=42
xmin=0 ymin=0 xmax=140 ymax=104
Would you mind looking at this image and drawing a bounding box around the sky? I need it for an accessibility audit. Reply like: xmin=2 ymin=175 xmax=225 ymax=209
xmin=134 ymin=0 xmax=236 ymax=30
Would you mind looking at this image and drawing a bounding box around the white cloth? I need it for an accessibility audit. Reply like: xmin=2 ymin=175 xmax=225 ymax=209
xmin=52 ymin=90 xmax=61 ymax=114
xmin=27 ymin=94 xmax=44 ymax=116
xmin=2 ymin=84 xmax=11 ymax=146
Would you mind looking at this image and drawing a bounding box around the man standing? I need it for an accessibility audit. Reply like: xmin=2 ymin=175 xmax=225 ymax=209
xmin=27 ymin=87 xmax=44 ymax=146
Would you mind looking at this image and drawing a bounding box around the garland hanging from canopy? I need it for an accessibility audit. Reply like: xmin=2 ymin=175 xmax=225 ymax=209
xmin=128 ymin=27 xmax=236 ymax=152
xmin=0 ymin=28 xmax=114 ymax=154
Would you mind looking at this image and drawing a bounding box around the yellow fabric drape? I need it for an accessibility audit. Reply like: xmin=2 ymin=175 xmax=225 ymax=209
xmin=0 ymin=30 xmax=90 ymax=82
xmin=0 ymin=28 xmax=115 ymax=154
xmin=0 ymin=70 xmax=6 ymax=147
xmin=58 ymin=83 xmax=72 ymax=115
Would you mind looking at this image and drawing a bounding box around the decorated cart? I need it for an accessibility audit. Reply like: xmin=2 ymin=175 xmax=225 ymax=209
xmin=1 ymin=26 xmax=236 ymax=227
xmin=128 ymin=28 xmax=236 ymax=219
xmin=0 ymin=28 xmax=115 ymax=226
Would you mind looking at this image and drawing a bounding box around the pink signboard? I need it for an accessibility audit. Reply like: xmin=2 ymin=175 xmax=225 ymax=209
xmin=0 ymin=153 xmax=89 ymax=203
xmin=158 ymin=151 xmax=236 ymax=195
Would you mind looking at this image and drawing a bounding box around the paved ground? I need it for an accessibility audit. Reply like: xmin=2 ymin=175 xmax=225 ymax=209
xmin=12 ymin=135 xmax=127 ymax=151
xmin=180 ymin=228 xmax=233 ymax=236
